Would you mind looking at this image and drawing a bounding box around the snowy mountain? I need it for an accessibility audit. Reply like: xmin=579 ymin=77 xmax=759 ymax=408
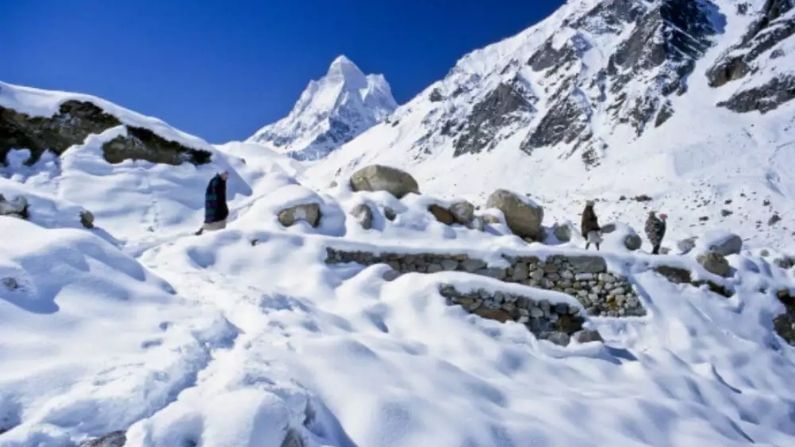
xmin=307 ymin=0 xmax=795 ymax=251
xmin=1 ymin=2 xmax=795 ymax=446
xmin=247 ymin=55 xmax=397 ymax=160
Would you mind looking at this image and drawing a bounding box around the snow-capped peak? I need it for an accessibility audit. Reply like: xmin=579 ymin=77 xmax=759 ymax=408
xmin=247 ymin=55 xmax=397 ymax=160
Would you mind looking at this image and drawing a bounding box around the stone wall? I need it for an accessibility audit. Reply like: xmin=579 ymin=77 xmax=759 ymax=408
xmin=325 ymin=248 xmax=646 ymax=317
xmin=439 ymin=285 xmax=600 ymax=346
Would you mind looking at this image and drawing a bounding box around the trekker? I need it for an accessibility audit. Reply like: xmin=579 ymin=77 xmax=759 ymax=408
xmin=581 ymin=200 xmax=602 ymax=250
xmin=195 ymin=170 xmax=229 ymax=235
xmin=645 ymin=211 xmax=667 ymax=254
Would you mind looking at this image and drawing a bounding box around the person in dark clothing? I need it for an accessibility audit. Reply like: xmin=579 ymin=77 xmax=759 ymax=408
xmin=581 ymin=200 xmax=602 ymax=250
xmin=645 ymin=211 xmax=667 ymax=254
xmin=195 ymin=170 xmax=229 ymax=235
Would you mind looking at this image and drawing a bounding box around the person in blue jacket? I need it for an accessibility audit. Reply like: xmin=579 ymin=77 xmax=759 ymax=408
xmin=195 ymin=170 xmax=229 ymax=235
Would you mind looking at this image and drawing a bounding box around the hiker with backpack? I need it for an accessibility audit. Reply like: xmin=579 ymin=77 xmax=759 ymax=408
xmin=195 ymin=170 xmax=229 ymax=235
xmin=581 ymin=200 xmax=602 ymax=251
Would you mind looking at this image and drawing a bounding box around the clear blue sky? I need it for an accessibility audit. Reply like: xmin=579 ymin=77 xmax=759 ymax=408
xmin=1 ymin=0 xmax=564 ymax=143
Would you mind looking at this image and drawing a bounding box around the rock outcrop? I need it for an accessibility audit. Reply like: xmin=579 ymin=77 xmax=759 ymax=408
xmin=486 ymin=190 xmax=544 ymax=240
xmin=349 ymin=165 xmax=419 ymax=198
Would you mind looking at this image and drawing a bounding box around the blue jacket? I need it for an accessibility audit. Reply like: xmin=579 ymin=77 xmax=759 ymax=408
xmin=204 ymin=174 xmax=229 ymax=224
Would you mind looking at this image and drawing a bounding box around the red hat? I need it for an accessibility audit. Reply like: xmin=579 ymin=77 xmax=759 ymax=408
xmin=660 ymin=213 xmax=668 ymax=219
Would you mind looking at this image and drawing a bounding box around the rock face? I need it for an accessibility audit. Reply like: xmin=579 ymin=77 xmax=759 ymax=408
xmin=718 ymin=75 xmax=795 ymax=113
xmin=79 ymin=431 xmax=126 ymax=447
xmin=349 ymin=165 xmax=419 ymax=199
xmin=325 ymin=248 xmax=646 ymax=317
xmin=0 ymin=194 xmax=28 ymax=219
xmin=698 ymin=251 xmax=732 ymax=277
xmin=486 ymin=190 xmax=544 ymax=240
xmin=350 ymin=203 xmax=373 ymax=230
xmin=439 ymin=285 xmax=590 ymax=346
xmin=0 ymin=100 xmax=211 ymax=166
xmin=278 ymin=203 xmax=321 ymax=228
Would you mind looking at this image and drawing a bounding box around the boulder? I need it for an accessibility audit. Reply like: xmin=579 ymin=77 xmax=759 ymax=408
xmin=428 ymin=204 xmax=455 ymax=225
xmin=677 ymin=237 xmax=697 ymax=254
xmin=697 ymin=251 xmax=732 ymax=277
xmin=468 ymin=216 xmax=486 ymax=231
xmin=350 ymin=204 xmax=373 ymax=230
xmin=568 ymin=256 xmax=607 ymax=274
xmin=80 ymin=210 xmax=95 ymax=229
xmin=552 ymin=223 xmax=572 ymax=242
xmin=383 ymin=207 xmax=397 ymax=221
xmin=485 ymin=189 xmax=544 ymax=240
xmin=449 ymin=201 xmax=475 ymax=224
xmin=278 ymin=203 xmax=321 ymax=228
xmin=0 ymin=194 xmax=28 ymax=219
xmin=349 ymin=165 xmax=419 ymax=198
xmin=624 ymin=234 xmax=642 ymax=251
xmin=600 ymin=223 xmax=617 ymax=234
xmin=574 ymin=329 xmax=603 ymax=344
xmin=79 ymin=431 xmax=126 ymax=447
xmin=704 ymin=232 xmax=742 ymax=256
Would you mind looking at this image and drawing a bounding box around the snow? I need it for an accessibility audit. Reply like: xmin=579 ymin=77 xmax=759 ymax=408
xmin=2 ymin=1 xmax=795 ymax=445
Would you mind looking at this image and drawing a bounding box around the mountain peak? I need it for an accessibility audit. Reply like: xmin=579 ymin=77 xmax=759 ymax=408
xmin=247 ymin=55 xmax=396 ymax=160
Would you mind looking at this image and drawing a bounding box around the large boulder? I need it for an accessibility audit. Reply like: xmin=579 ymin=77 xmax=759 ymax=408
xmin=485 ymin=189 xmax=544 ymax=240
xmin=703 ymin=232 xmax=742 ymax=256
xmin=449 ymin=201 xmax=475 ymax=225
xmin=697 ymin=251 xmax=732 ymax=277
xmin=278 ymin=203 xmax=321 ymax=228
xmin=349 ymin=165 xmax=419 ymax=199
xmin=350 ymin=204 xmax=373 ymax=230
xmin=428 ymin=204 xmax=455 ymax=225
xmin=0 ymin=194 xmax=28 ymax=219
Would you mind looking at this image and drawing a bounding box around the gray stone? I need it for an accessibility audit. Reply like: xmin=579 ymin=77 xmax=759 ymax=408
xmin=568 ymin=256 xmax=607 ymax=274
xmin=449 ymin=201 xmax=475 ymax=224
xmin=0 ymin=194 xmax=28 ymax=218
xmin=697 ymin=251 xmax=732 ymax=277
xmin=624 ymin=233 xmax=642 ymax=251
xmin=707 ymin=233 xmax=743 ymax=256
xmin=552 ymin=223 xmax=572 ymax=242
xmin=574 ymin=329 xmax=603 ymax=344
xmin=350 ymin=204 xmax=373 ymax=230
xmin=468 ymin=216 xmax=486 ymax=231
xmin=79 ymin=210 xmax=95 ymax=229
xmin=511 ymin=262 xmax=529 ymax=281
xmin=441 ymin=259 xmax=459 ymax=271
xmin=383 ymin=207 xmax=397 ymax=221
xmin=382 ymin=269 xmax=401 ymax=281
xmin=677 ymin=237 xmax=697 ymax=254
xmin=485 ymin=189 xmax=544 ymax=240
xmin=349 ymin=165 xmax=419 ymax=198
xmin=545 ymin=332 xmax=570 ymax=346
xmin=462 ymin=258 xmax=487 ymax=272
xmin=278 ymin=203 xmax=321 ymax=228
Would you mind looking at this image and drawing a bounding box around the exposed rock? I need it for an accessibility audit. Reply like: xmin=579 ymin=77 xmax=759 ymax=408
xmin=0 ymin=194 xmax=29 ymax=219
xmin=449 ymin=201 xmax=475 ymax=225
xmin=383 ymin=207 xmax=397 ymax=221
xmin=281 ymin=428 xmax=305 ymax=447
xmin=79 ymin=431 xmax=126 ymax=447
xmin=773 ymin=288 xmax=795 ymax=346
xmin=566 ymin=256 xmax=607 ymax=274
xmin=485 ymin=189 xmax=544 ymax=240
xmin=769 ymin=214 xmax=782 ymax=226
xmin=705 ymin=232 xmax=743 ymax=256
xmin=428 ymin=204 xmax=456 ymax=225
xmin=80 ymin=210 xmax=95 ymax=229
xmin=718 ymin=75 xmax=795 ymax=113
xmin=774 ymin=256 xmax=795 ymax=270
xmin=349 ymin=165 xmax=419 ymax=198
xmin=624 ymin=233 xmax=642 ymax=251
xmin=455 ymin=83 xmax=534 ymax=156
xmin=654 ymin=265 xmax=692 ymax=284
xmin=278 ymin=203 xmax=321 ymax=228
xmin=429 ymin=88 xmax=444 ymax=102
xmin=2 ymin=277 xmax=19 ymax=290
xmin=697 ymin=251 xmax=732 ymax=277
xmin=601 ymin=223 xmax=617 ymax=234
xmin=350 ymin=204 xmax=373 ymax=230
xmin=102 ymin=126 xmax=211 ymax=166
xmin=574 ymin=329 xmax=604 ymax=344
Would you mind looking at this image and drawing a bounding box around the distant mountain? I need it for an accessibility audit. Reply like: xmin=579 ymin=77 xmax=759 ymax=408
xmin=247 ymin=55 xmax=397 ymax=160
xmin=308 ymin=0 xmax=795 ymax=250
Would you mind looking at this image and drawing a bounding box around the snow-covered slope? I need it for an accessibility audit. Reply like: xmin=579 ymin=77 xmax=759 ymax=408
xmin=247 ymin=56 xmax=397 ymax=160
xmin=307 ymin=0 xmax=795 ymax=252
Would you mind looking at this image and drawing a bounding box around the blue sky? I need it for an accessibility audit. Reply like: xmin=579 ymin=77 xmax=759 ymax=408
xmin=1 ymin=0 xmax=564 ymax=143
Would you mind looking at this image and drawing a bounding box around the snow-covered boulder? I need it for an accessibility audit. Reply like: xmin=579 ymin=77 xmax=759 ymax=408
xmin=349 ymin=165 xmax=419 ymax=199
xmin=0 ymin=194 xmax=28 ymax=219
xmin=485 ymin=189 xmax=544 ymax=240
